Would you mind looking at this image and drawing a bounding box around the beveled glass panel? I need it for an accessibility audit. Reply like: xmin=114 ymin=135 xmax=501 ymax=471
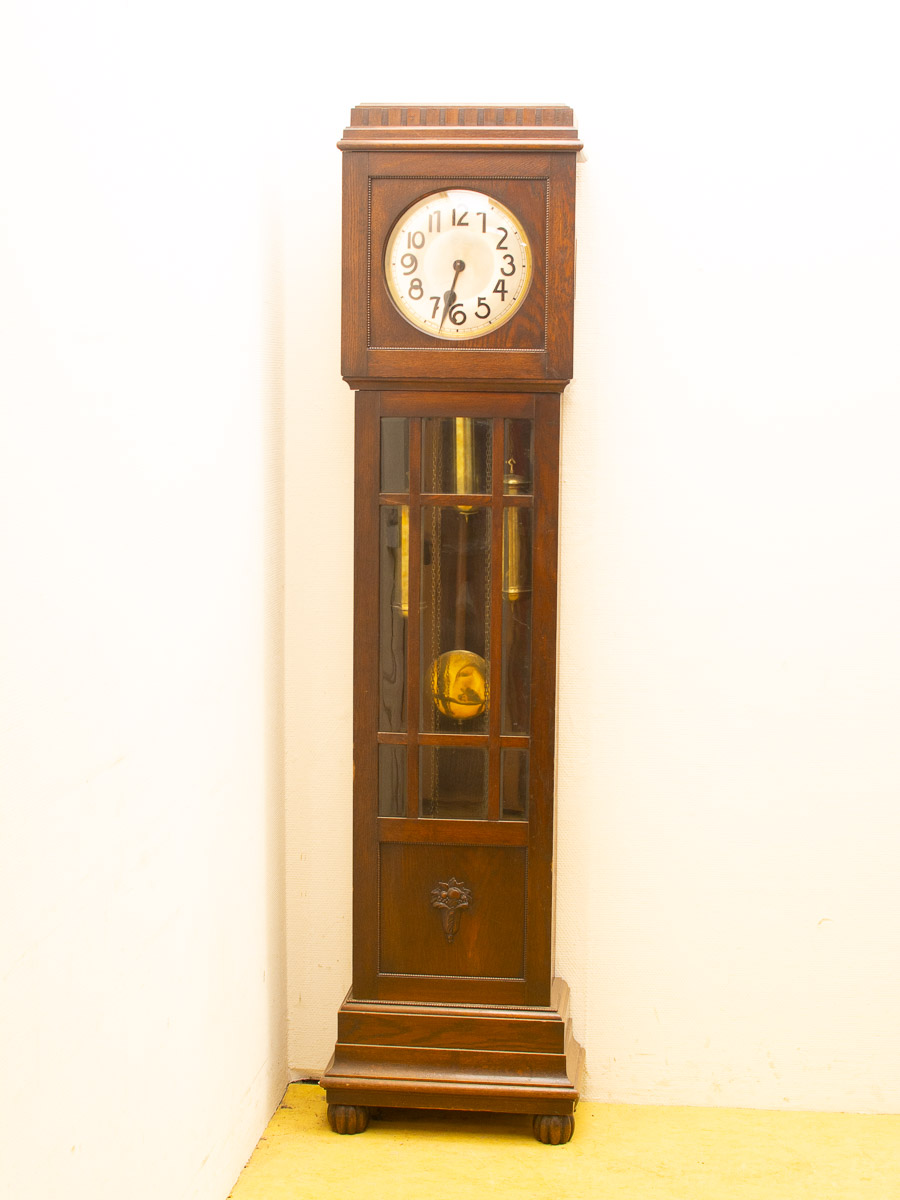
xmin=422 ymin=417 xmax=491 ymax=495
xmin=421 ymin=505 xmax=491 ymax=734
xmin=503 ymin=418 xmax=533 ymax=495
xmin=501 ymin=749 xmax=529 ymax=820
xmin=501 ymin=505 xmax=532 ymax=734
xmin=378 ymin=744 xmax=407 ymax=817
xmin=420 ymin=746 xmax=488 ymax=820
xmin=380 ymin=417 xmax=409 ymax=493
xmin=379 ymin=505 xmax=408 ymax=732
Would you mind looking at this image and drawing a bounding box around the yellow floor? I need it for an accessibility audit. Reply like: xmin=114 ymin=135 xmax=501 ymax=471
xmin=229 ymin=1084 xmax=900 ymax=1200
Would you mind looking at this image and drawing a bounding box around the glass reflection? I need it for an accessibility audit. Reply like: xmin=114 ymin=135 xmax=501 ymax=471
xmin=503 ymin=419 xmax=533 ymax=495
xmin=501 ymin=749 xmax=529 ymax=820
xmin=421 ymin=505 xmax=491 ymax=734
xmin=381 ymin=418 xmax=409 ymax=493
xmin=420 ymin=746 xmax=488 ymax=820
xmin=422 ymin=417 xmax=491 ymax=495
xmin=379 ymin=505 xmax=407 ymax=732
xmin=379 ymin=744 xmax=407 ymax=816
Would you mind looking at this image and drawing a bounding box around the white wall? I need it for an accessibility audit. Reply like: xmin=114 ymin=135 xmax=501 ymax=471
xmin=282 ymin=2 xmax=900 ymax=1114
xmin=1 ymin=5 xmax=287 ymax=1198
xmin=2 ymin=12 xmax=898 ymax=1200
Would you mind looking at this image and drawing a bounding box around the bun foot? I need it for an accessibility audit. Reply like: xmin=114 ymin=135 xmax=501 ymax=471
xmin=533 ymin=1113 xmax=574 ymax=1145
xmin=327 ymin=1104 xmax=370 ymax=1134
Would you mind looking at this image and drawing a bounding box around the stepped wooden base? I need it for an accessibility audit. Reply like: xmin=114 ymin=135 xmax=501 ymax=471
xmin=320 ymin=978 xmax=584 ymax=1142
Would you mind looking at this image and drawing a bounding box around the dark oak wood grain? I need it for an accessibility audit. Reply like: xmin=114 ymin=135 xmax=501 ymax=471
xmin=526 ymin=394 xmax=561 ymax=1005
xmin=322 ymin=105 xmax=583 ymax=1141
xmin=379 ymin=843 xmax=527 ymax=979
xmin=533 ymin=1113 xmax=575 ymax=1144
xmin=380 ymin=391 xmax=535 ymax=417
xmin=327 ymin=1104 xmax=369 ymax=1135
xmin=323 ymin=980 xmax=584 ymax=1121
xmin=339 ymin=129 xmax=578 ymax=389
xmin=377 ymin=817 xmax=528 ymax=847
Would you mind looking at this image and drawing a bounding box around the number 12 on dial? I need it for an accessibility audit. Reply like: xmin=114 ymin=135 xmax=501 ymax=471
xmin=384 ymin=189 xmax=533 ymax=341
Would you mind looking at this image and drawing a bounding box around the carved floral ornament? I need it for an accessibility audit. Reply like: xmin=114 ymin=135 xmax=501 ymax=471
xmin=430 ymin=878 xmax=472 ymax=943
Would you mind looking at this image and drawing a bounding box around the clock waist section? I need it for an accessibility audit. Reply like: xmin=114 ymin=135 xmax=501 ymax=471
xmin=376 ymin=816 xmax=528 ymax=847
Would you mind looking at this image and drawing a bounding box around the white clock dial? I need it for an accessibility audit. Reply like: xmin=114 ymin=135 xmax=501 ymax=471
xmin=384 ymin=189 xmax=533 ymax=341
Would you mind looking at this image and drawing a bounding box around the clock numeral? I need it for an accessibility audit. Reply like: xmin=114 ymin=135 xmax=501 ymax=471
xmin=407 ymin=231 xmax=426 ymax=249
xmin=429 ymin=296 xmax=442 ymax=318
xmin=428 ymin=212 xmax=441 ymax=233
xmin=476 ymin=211 xmax=487 ymax=233
xmin=449 ymin=302 xmax=466 ymax=326
xmin=493 ymin=279 xmax=508 ymax=302
xmin=475 ymin=297 xmax=491 ymax=319
xmin=452 ymin=209 xmax=468 ymax=226
xmin=409 ymin=278 xmax=424 ymax=300
xmin=500 ymin=253 xmax=516 ymax=277
xmin=400 ymin=253 xmax=418 ymax=275
xmin=496 ymin=227 xmax=508 ymax=250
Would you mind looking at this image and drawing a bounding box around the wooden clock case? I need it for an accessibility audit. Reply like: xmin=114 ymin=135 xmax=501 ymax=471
xmin=320 ymin=106 xmax=584 ymax=1145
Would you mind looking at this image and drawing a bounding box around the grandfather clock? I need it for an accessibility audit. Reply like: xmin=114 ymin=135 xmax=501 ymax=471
xmin=320 ymin=105 xmax=584 ymax=1145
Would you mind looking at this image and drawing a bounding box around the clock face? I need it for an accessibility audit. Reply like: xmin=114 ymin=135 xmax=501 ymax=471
xmin=384 ymin=189 xmax=533 ymax=341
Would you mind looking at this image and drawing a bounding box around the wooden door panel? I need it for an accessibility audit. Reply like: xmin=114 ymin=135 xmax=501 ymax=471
xmin=379 ymin=843 xmax=526 ymax=979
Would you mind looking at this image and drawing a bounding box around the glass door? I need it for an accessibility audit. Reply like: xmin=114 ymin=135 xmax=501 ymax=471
xmin=377 ymin=411 xmax=535 ymax=827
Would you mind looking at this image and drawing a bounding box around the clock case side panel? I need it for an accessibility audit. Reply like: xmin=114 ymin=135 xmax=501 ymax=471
xmin=340 ymin=149 xmax=576 ymax=389
xmin=341 ymin=152 xmax=371 ymax=382
xmin=351 ymin=393 xmax=381 ymax=995
xmin=525 ymin=393 xmax=561 ymax=1005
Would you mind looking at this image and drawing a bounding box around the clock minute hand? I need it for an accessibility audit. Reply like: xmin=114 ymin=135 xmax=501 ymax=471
xmin=439 ymin=259 xmax=466 ymax=329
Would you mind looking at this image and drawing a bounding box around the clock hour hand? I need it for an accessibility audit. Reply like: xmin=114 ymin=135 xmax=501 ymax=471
xmin=439 ymin=259 xmax=466 ymax=329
